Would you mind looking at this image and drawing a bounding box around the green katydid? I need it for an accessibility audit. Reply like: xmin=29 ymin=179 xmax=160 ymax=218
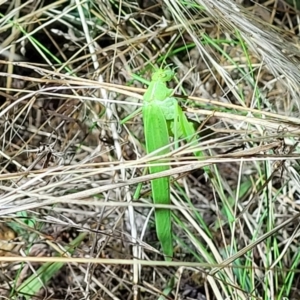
xmin=141 ymin=68 xmax=202 ymax=261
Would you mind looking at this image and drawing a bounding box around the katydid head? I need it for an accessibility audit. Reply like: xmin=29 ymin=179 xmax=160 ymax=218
xmin=152 ymin=69 xmax=175 ymax=82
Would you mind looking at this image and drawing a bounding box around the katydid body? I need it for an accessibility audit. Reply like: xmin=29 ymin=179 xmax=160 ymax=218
xmin=142 ymin=68 xmax=202 ymax=261
xmin=143 ymin=69 xmax=175 ymax=261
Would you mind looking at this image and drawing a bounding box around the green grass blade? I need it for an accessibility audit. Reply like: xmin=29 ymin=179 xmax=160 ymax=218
xmin=13 ymin=233 xmax=87 ymax=299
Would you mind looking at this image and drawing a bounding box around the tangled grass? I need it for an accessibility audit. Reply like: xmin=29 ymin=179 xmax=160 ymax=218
xmin=0 ymin=0 xmax=300 ymax=299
